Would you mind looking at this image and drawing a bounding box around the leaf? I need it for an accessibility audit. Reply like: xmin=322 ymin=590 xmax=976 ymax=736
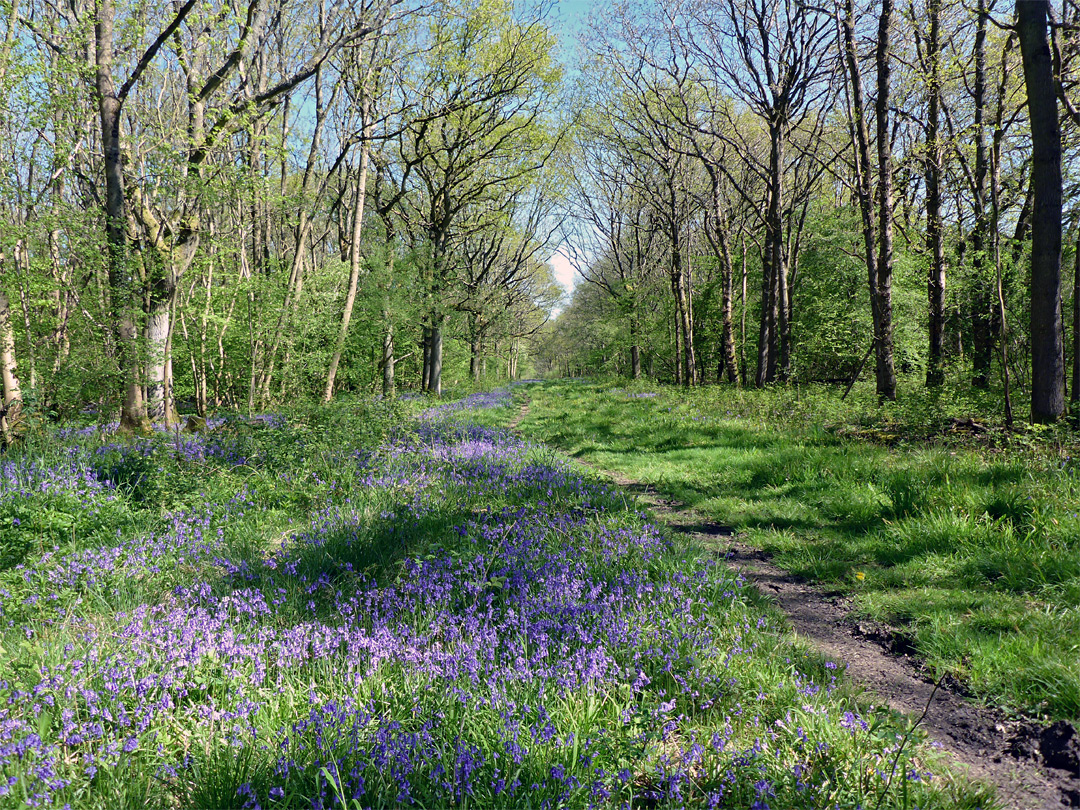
xmin=36 ymin=710 xmax=54 ymax=739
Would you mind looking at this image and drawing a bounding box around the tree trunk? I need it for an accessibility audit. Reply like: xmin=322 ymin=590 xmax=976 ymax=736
xmin=0 ymin=283 xmax=22 ymax=446
xmin=766 ymin=242 xmax=780 ymax=383
xmin=421 ymin=324 xmax=432 ymax=391
xmin=740 ymin=232 xmax=748 ymax=386
xmin=673 ymin=311 xmax=684 ymax=386
xmin=709 ymin=194 xmax=739 ymax=384
xmin=675 ymin=270 xmax=696 ymax=387
xmin=429 ymin=316 xmax=444 ymax=396
xmin=13 ymin=244 xmax=37 ymax=391
xmin=766 ymin=127 xmax=787 ymax=383
xmin=381 ymin=244 xmax=396 ymax=399
xmin=842 ymin=0 xmax=879 ymax=391
xmin=670 ymin=208 xmax=696 ymax=386
xmin=1073 ymin=231 xmax=1080 ymax=408
xmin=971 ymin=0 xmax=993 ymax=389
xmin=324 ymin=118 xmax=372 ymax=403
xmin=164 ymin=292 xmax=178 ymax=424
xmin=873 ymin=0 xmax=898 ymax=400
xmin=470 ymin=325 xmax=482 ymax=382
xmin=756 ymin=234 xmax=773 ymax=387
xmin=381 ymin=316 xmax=395 ymax=398
xmin=777 ymin=244 xmax=791 ymax=382
xmin=48 ymin=225 xmax=72 ymax=376
xmin=96 ymin=0 xmax=148 ymax=431
xmin=630 ymin=314 xmax=642 ymax=379
xmin=925 ymin=0 xmax=947 ymax=387
xmin=1018 ymin=0 xmax=1065 ymax=422
xmin=258 ymin=216 xmax=310 ymax=405
xmin=991 ymin=33 xmax=1016 ymax=424
xmin=146 ymin=279 xmax=179 ymax=425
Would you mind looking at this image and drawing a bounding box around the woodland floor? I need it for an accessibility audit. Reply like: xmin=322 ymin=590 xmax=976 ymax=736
xmin=508 ymin=397 xmax=1080 ymax=809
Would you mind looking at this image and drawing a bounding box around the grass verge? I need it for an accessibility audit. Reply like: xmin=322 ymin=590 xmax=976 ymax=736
xmin=514 ymin=378 xmax=1080 ymax=724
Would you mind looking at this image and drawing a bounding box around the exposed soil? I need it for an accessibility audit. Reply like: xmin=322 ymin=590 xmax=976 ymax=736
xmin=507 ymin=399 xmax=1080 ymax=808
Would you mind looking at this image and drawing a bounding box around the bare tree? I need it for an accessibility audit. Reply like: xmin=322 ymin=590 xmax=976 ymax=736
xmin=839 ymin=0 xmax=897 ymax=400
xmin=676 ymin=0 xmax=834 ymax=385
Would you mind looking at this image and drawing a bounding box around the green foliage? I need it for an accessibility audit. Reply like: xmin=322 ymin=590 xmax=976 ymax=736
xmin=789 ymin=206 xmax=871 ymax=380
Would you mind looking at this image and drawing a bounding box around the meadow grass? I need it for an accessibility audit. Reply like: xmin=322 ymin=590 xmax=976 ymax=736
xmin=514 ymin=378 xmax=1080 ymax=724
xmin=0 ymin=387 xmax=992 ymax=808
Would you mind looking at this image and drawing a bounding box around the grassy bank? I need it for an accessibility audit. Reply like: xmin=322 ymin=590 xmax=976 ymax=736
xmin=0 ymin=389 xmax=990 ymax=808
xmin=514 ymin=379 xmax=1080 ymax=724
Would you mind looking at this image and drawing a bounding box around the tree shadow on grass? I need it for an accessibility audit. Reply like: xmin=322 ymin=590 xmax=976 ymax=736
xmin=216 ymin=499 xmax=478 ymax=626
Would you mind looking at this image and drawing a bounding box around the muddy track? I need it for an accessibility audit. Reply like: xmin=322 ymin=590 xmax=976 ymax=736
xmin=509 ymin=399 xmax=1080 ymax=809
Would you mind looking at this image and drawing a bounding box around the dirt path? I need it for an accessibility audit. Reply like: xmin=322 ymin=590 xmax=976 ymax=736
xmin=509 ymin=399 xmax=1080 ymax=809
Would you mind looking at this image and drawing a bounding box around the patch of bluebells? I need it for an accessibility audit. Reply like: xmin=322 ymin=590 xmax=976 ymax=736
xmin=0 ymin=414 xmax=311 ymax=582
xmin=0 ymin=391 xmax=954 ymax=809
xmin=52 ymin=413 xmax=285 ymax=464
xmin=417 ymin=389 xmax=513 ymax=421
xmin=55 ymin=416 xmax=234 ymax=440
xmin=0 ymin=455 xmax=118 ymax=502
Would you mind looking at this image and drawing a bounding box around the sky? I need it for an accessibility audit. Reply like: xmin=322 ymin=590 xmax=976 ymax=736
xmin=545 ymin=0 xmax=598 ymax=313
xmin=548 ymin=251 xmax=579 ymax=313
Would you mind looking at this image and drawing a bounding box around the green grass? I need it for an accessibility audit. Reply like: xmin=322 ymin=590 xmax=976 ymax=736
xmin=0 ymin=389 xmax=998 ymax=808
xmin=513 ymin=378 xmax=1080 ymax=723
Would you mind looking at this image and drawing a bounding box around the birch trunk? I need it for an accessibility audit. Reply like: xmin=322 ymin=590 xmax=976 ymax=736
xmin=323 ymin=136 xmax=371 ymax=402
xmin=0 ymin=283 xmax=22 ymax=446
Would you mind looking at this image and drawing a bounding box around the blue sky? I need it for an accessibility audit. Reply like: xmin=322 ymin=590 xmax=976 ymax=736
xmin=547 ymin=0 xmax=598 ymax=307
xmin=552 ymin=0 xmax=596 ymax=32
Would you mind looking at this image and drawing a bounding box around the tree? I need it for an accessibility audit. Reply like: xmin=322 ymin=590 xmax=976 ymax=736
xmin=840 ymin=0 xmax=898 ymax=401
xmin=915 ymin=0 xmax=948 ymax=386
xmin=0 ymin=0 xmax=23 ymax=443
xmin=683 ymin=0 xmax=833 ymax=385
xmin=1018 ymin=0 xmax=1064 ymax=421
xmin=94 ymin=0 xmax=198 ymax=430
xmin=324 ymin=31 xmax=388 ymax=403
xmin=0 ymin=283 xmax=20 ymax=446
xmin=91 ymin=0 xmax=398 ymax=427
xmin=393 ymin=0 xmax=560 ymax=395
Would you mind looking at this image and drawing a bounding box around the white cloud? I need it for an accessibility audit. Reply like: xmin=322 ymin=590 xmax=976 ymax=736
xmin=549 ymin=251 xmax=578 ymax=295
xmin=547 ymin=251 xmax=579 ymax=318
